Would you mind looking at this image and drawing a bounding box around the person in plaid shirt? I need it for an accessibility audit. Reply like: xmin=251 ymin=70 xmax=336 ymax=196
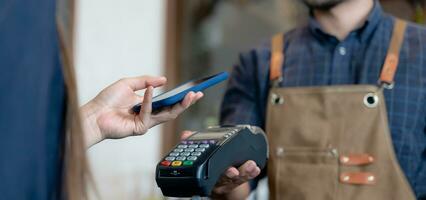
xmin=203 ymin=0 xmax=426 ymax=199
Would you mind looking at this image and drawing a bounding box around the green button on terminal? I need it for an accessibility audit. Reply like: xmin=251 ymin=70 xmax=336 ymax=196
xmin=183 ymin=161 xmax=194 ymax=166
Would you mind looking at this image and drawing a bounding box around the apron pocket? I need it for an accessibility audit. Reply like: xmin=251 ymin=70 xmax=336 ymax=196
xmin=274 ymin=147 xmax=339 ymax=200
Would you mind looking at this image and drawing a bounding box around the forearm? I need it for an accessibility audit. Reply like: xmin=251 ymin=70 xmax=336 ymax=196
xmin=80 ymin=101 xmax=104 ymax=148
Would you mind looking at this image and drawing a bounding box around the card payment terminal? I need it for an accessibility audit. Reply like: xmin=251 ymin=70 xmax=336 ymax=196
xmin=155 ymin=125 xmax=268 ymax=197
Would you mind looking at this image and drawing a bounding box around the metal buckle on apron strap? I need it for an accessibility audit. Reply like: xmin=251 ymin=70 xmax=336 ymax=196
xmin=270 ymin=76 xmax=283 ymax=88
xmin=340 ymin=172 xmax=377 ymax=185
xmin=378 ymin=80 xmax=395 ymax=90
xmin=270 ymin=77 xmax=284 ymax=105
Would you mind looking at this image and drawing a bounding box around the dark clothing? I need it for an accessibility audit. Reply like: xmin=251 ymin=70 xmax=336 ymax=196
xmin=220 ymin=2 xmax=426 ymax=198
xmin=0 ymin=0 xmax=65 ymax=199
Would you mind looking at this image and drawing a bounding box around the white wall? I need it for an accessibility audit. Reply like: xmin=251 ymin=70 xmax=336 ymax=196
xmin=74 ymin=0 xmax=165 ymax=199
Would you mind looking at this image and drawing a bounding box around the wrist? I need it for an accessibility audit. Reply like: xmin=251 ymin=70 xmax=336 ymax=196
xmin=211 ymin=183 xmax=251 ymax=200
xmin=211 ymin=193 xmax=233 ymax=200
xmin=80 ymin=100 xmax=104 ymax=147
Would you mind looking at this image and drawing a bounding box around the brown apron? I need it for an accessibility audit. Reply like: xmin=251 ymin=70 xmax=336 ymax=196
xmin=266 ymin=19 xmax=417 ymax=200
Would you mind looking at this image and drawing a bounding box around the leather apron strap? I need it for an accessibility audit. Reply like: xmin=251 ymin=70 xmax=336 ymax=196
xmin=270 ymin=33 xmax=284 ymax=82
xmin=380 ymin=18 xmax=407 ymax=86
xmin=269 ymin=18 xmax=407 ymax=87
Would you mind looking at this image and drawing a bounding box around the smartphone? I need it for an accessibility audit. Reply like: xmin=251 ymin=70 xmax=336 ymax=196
xmin=132 ymin=71 xmax=229 ymax=113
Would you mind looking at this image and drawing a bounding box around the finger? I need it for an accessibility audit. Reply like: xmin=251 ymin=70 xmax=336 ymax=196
xmin=214 ymin=167 xmax=240 ymax=188
xmin=237 ymin=160 xmax=257 ymax=177
xmin=136 ymin=86 xmax=153 ymax=133
xmin=218 ymin=161 xmax=254 ymax=187
xmin=180 ymin=91 xmax=196 ymax=108
xmin=181 ymin=130 xmax=194 ymax=140
xmin=152 ymin=92 xmax=195 ymax=120
xmin=249 ymin=167 xmax=261 ymax=178
xmin=225 ymin=167 xmax=240 ymax=179
xmin=229 ymin=161 xmax=258 ymax=185
xmin=213 ymin=161 xmax=259 ymax=195
xmin=213 ymin=167 xmax=241 ymax=194
xmin=193 ymin=92 xmax=204 ymax=102
xmin=149 ymin=92 xmax=198 ymax=126
xmin=120 ymin=76 xmax=167 ymax=91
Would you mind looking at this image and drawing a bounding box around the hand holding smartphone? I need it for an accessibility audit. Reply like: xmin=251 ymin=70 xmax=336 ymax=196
xmin=132 ymin=72 xmax=229 ymax=113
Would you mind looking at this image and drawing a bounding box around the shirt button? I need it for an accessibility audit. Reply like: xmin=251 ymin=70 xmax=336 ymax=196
xmin=338 ymin=47 xmax=346 ymax=56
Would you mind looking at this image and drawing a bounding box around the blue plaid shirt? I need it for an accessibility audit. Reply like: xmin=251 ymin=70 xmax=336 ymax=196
xmin=220 ymin=2 xmax=426 ymax=198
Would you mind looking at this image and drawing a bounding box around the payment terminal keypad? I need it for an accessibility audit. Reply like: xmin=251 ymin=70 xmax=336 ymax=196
xmin=180 ymin=152 xmax=191 ymax=156
xmin=169 ymin=152 xmax=180 ymax=157
xmin=173 ymin=149 xmax=183 ymax=153
xmin=160 ymin=140 xmax=217 ymax=167
xmin=165 ymin=157 xmax=175 ymax=161
xmin=191 ymin=152 xmax=201 ymax=156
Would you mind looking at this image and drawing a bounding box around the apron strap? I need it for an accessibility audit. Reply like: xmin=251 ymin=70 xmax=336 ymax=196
xmin=379 ymin=18 xmax=407 ymax=87
xmin=269 ymin=19 xmax=407 ymax=87
xmin=270 ymin=33 xmax=284 ymax=85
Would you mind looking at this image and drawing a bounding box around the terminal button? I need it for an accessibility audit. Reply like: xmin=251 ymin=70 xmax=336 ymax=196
xmin=184 ymin=148 xmax=195 ymax=152
xmin=173 ymin=149 xmax=184 ymax=153
xmin=176 ymin=156 xmax=186 ymax=161
xmin=169 ymin=152 xmax=179 ymax=157
xmin=178 ymin=145 xmax=188 ymax=148
xmin=199 ymin=144 xmax=210 ymax=148
xmin=183 ymin=161 xmax=194 ymax=166
xmin=171 ymin=161 xmax=182 ymax=167
xmin=165 ymin=157 xmax=175 ymax=161
xmin=160 ymin=160 xmax=171 ymax=166
xmin=191 ymin=152 xmax=201 ymax=156
xmin=195 ymin=148 xmax=206 ymax=152
xmin=189 ymin=144 xmax=199 ymax=148
xmin=187 ymin=156 xmax=197 ymax=161
xmin=180 ymin=152 xmax=190 ymax=156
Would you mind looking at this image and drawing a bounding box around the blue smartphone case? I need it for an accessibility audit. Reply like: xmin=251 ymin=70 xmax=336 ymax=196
xmin=132 ymin=71 xmax=229 ymax=113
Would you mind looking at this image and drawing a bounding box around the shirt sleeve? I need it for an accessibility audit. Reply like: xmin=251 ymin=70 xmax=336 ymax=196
xmin=219 ymin=48 xmax=271 ymax=191
xmin=220 ymin=49 xmax=269 ymax=128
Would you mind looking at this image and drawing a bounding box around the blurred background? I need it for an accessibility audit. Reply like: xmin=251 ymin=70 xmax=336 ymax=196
xmin=69 ymin=0 xmax=426 ymax=199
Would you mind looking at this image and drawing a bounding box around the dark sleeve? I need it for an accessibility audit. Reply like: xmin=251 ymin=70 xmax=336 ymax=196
xmin=220 ymin=49 xmax=270 ymax=128
xmin=0 ymin=0 xmax=65 ymax=199
xmin=219 ymin=47 xmax=271 ymax=191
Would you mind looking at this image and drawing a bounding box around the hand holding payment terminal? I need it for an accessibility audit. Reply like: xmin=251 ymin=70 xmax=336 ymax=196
xmin=155 ymin=125 xmax=268 ymax=197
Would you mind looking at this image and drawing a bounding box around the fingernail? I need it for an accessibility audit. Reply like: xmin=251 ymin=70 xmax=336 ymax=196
xmin=249 ymin=168 xmax=260 ymax=178
xmin=225 ymin=170 xmax=235 ymax=178
xmin=248 ymin=161 xmax=256 ymax=170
